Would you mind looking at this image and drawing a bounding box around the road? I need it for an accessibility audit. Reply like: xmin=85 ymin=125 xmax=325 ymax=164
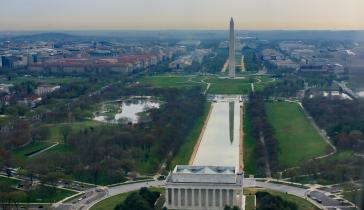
xmin=53 ymin=180 xmax=164 ymax=210
xmin=53 ymin=178 xmax=358 ymax=210
xmin=334 ymin=81 xmax=360 ymax=99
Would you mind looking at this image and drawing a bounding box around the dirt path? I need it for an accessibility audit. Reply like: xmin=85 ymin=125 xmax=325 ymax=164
xmin=188 ymin=104 xmax=214 ymax=165
xmin=259 ymin=132 xmax=272 ymax=178
xmin=221 ymin=59 xmax=229 ymax=72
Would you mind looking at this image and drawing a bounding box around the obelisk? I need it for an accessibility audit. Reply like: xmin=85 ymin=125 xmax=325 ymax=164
xmin=229 ymin=18 xmax=236 ymax=78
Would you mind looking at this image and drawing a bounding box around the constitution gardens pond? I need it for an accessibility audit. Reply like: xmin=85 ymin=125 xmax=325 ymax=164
xmin=93 ymin=97 xmax=160 ymax=124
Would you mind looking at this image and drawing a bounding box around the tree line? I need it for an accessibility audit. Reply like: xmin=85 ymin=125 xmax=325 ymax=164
xmin=247 ymin=92 xmax=279 ymax=175
xmin=18 ymin=87 xmax=205 ymax=184
xmin=303 ymin=96 xmax=364 ymax=152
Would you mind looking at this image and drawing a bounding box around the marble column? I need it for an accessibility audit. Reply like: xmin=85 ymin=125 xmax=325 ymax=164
xmin=177 ymin=188 xmax=181 ymax=208
xmin=220 ymin=189 xmax=223 ymax=207
xmin=171 ymin=188 xmax=175 ymax=207
xmin=192 ymin=188 xmax=195 ymax=207
xmin=165 ymin=188 xmax=169 ymax=206
xmin=184 ymin=188 xmax=187 ymax=207
xmin=199 ymin=189 xmax=202 ymax=207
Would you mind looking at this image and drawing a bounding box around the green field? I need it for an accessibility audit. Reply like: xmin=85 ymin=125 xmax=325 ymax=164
xmin=205 ymin=77 xmax=252 ymax=94
xmin=12 ymin=142 xmax=54 ymax=159
xmin=11 ymin=120 xmax=106 ymax=160
xmin=140 ymin=74 xmax=274 ymax=95
xmin=266 ymin=101 xmax=328 ymax=168
xmin=243 ymin=107 xmax=257 ymax=175
xmin=0 ymin=176 xmax=76 ymax=203
xmin=139 ymin=75 xmax=205 ymax=89
xmin=45 ymin=120 xmax=105 ymax=143
xmin=90 ymin=188 xmax=164 ymax=210
xmin=343 ymin=189 xmax=362 ymax=206
xmin=90 ymin=191 xmax=132 ymax=210
xmin=244 ymin=195 xmax=256 ymax=210
xmin=169 ymin=103 xmax=211 ymax=168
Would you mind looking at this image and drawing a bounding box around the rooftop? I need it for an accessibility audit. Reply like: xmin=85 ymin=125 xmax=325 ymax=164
xmin=166 ymin=165 xmax=243 ymax=186
xmin=174 ymin=165 xmax=235 ymax=175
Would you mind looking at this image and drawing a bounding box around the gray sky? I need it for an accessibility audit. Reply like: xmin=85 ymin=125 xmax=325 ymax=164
xmin=0 ymin=0 xmax=363 ymax=30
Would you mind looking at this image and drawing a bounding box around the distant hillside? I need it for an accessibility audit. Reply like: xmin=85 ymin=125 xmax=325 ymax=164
xmin=1 ymin=32 xmax=87 ymax=42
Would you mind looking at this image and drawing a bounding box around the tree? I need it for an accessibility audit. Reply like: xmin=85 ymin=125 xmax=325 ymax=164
xmin=115 ymin=192 xmax=153 ymax=210
xmin=120 ymin=159 xmax=135 ymax=176
xmin=30 ymin=126 xmax=50 ymax=143
xmin=60 ymin=125 xmax=72 ymax=143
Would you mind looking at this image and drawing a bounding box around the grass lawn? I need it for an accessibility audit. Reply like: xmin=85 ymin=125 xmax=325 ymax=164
xmin=12 ymin=142 xmax=53 ymax=159
xmin=45 ymin=120 xmax=105 ymax=143
xmin=245 ymin=188 xmax=319 ymax=210
xmin=0 ymin=176 xmax=19 ymax=185
xmin=139 ymin=75 xmax=204 ymax=89
xmin=139 ymin=74 xmax=273 ymax=95
xmin=11 ymin=120 xmax=106 ymax=160
xmin=343 ymin=190 xmax=362 ymax=206
xmin=169 ymin=103 xmax=211 ymax=169
xmin=0 ymin=176 xmax=76 ymax=203
xmin=244 ymin=195 xmax=256 ymax=210
xmin=91 ymin=191 xmax=132 ymax=210
xmin=206 ymin=77 xmax=252 ymax=94
xmin=90 ymin=188 xmax=164 ymax=210
xmin=265 ymin=101 xmax=328 ymax=168
xmin=243 ymin=107 xmax=257 ymax=175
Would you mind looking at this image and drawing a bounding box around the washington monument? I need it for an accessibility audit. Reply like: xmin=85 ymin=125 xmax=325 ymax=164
xmin=229 ymin=17 xmax=236 ymax=78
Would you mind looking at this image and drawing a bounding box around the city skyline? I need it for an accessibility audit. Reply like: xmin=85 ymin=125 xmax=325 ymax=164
xmin=0 ymin=0 xmax=364 ymax=31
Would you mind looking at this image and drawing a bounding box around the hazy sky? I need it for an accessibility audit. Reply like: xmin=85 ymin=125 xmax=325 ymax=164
xmin=0 ymin=0 xmax=363 ymax=30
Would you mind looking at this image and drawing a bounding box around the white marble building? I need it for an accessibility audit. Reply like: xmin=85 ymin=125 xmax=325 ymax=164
xmin=165 ymin=165 xmax=244 ymax=210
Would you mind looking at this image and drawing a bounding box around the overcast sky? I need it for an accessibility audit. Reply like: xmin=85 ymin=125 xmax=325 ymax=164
xmin=0 ymin=0 xmax=363 ymax=30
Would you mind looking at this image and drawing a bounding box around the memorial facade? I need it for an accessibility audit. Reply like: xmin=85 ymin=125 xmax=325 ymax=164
xmin=165 ymin=165 xmax=244 ymax=210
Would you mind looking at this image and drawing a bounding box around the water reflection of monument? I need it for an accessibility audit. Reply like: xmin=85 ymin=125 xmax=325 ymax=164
xmin=229 ymin=101 xmax=235 ymax=143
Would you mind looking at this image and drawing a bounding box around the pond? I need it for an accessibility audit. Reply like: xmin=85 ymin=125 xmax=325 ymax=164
xmin=93 ymin=98 xmax=160 ymax=124
xmin=357 ymin=91 xmax=364 ymax=98
xmin=192 ymin=96 xmax=242 ymax=169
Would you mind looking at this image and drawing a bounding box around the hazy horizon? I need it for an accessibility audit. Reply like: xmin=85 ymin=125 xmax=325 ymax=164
xmin=1 ymin=0 xmax=364 ymax=31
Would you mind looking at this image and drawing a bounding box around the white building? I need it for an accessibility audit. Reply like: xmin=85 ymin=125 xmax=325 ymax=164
xmin=165 ymin=165 xmax=244 ymax=210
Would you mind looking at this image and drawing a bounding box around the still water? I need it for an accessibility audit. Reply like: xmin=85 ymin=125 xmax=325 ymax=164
xmin=192 ymin=98 xmax=242 ymax=169
xmin=93 ymin=99 xmax=160 ymax=124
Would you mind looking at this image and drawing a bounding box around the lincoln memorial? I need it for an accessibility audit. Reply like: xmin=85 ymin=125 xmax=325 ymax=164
xmin=165 ymin=165 xmax=244 ymax=210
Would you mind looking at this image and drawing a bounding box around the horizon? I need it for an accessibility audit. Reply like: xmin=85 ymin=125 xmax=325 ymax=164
xmin=1 ymin=0 xmax=364 ymax=31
